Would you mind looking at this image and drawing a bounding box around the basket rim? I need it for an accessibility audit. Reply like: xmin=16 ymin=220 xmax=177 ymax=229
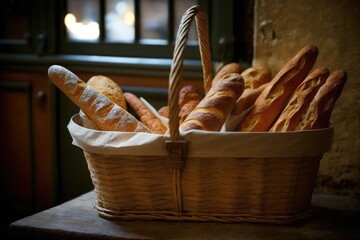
xmin=69 ymin=113 xmax=333 ymax=158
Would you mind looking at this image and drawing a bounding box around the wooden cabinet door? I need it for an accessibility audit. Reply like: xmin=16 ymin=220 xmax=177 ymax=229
xmin=0 ymin=72 xmax=54 ymax=222
xmin=0 ymin=81 xmax=34 ymax=219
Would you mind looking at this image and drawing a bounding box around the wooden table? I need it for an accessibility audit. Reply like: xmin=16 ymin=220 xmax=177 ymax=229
xmin=8 ymin=191 xmax=360 ymax=240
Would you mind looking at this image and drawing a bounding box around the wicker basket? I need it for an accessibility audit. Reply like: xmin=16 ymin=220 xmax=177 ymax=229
xmin=67 ymin=6 xmax=334 ymax=224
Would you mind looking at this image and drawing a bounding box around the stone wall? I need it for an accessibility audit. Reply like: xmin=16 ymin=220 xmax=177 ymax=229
xmin=253 ymin=0 xmax=360 ymax=196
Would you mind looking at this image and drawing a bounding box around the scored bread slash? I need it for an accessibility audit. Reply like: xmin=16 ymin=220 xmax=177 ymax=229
xmin=48 ymin=65 xmax=150 ymax=133
xmin=241 ymin=66 xmax=272 ymax=89
xmin=295 ymin=69 xmax=347 ymax=130
xmin=236 ymin=44 xmax=319 ymax=132
xmin=270 ymin=67 xmax=330 ymax=131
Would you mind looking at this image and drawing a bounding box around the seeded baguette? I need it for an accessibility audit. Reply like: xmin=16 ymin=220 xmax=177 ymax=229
xmin=124 ymin=92 xmax=167 ymax=134
xmin=236 ymin=45 xmax=319 ymax=132
xmin=48 ymin=65 xmax=150 ymax=132
xmin=180 ymin=73 xmax=244 ymax=131
xmin=270 ymin=67 xmax=329 ymax=131
xmin=295 ymin=70 xmax=347 ymax=130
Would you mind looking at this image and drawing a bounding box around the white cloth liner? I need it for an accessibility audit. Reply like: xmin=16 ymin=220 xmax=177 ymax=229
xmin=68 ymin=113 xmax=333 ymax=158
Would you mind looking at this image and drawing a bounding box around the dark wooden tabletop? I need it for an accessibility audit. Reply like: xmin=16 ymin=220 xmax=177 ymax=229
xmin=8 ymin=191 xmax=360 ymax=240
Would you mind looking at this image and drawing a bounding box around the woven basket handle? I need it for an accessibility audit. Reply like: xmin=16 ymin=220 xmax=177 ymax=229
xmin=168 ymin=5 xmax=212 ymax=141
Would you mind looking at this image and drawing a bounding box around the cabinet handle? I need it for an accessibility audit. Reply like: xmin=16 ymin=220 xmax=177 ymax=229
xmin=36 ymin=91 xmax=47 ymax=105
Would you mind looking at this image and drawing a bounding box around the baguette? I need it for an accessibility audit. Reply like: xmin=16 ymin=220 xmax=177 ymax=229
xmin=48 ymin=65 xmax=150 ymax=132
xmin=270 ymin=67 xmax=329 ymax=131
xmin=180 ymin=73 xmax=244 ymax=131
xmin=241 ymin=66 xmax=272 ymax=89
xmin=295 ymin=70 xmax=347 ymax=130
xmin=124 ymin=92 xmax=167 ymax=134
xmin=87 ymin=75 xmax=127 ymax=110
xmin=232 ymin=83 xmax=269 ymax=115
xmin=236 ymin=44 xmax=319 ymax=132
xmin=212 ymin=62 xmax=243 ymax=86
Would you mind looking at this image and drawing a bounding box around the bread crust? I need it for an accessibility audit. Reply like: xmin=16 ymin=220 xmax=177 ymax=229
xmin=48 ymin=65 xmax=150 ymax=132
xmin=270 ymin=67 xmax=329 ymax=131
xmin=236 ymin=45 xmax=319 ymax=132
xmin=295 ymin=70 xmax=347 ymax=130
xmin=87 ymin=75 xmax=127 ymax=110
xmin=232 ymin=67 xmax=271 ymax=115
xmin=179 ymin=100 xmax=200 ymax=124
xmin=233 ymin=82 xmax=269 ymax=115
xmin=177 ymin=85 xmax=202 ymax=124
xmin=178 ymin=85 xmax=202 ymax=108
xmin=212 ymin=62 xmax=243 ymax=86
xmin=124 ymin=92 xmax=167 ymax=134
xmin=158 ymin=106 xmax=169 ymax=118
xmin=180 ymin=73 xmax=244 ymax=131
xmin=241 ymin=67 xmax=272 ymax=89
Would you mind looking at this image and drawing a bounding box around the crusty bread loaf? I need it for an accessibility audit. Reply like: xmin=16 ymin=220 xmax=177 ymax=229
xmin=241 ymin=66 xmax=272 ymax=89
xmin=48 ymin=65 xmax=150 ymax=132
xmin=232 ymin=83 xmax=269 ymax=115
xmin=270 ymin=67 xmax=329 ymax=131
xmin=180 ymin=73 xmax=244 ymax=131
xmin=87 ymin=75 xmax=127 ymax=110
xmin=294 ymin=70 xmax=347 ymax=130
xmin=236 ymin=45 xmax=319 ymax=132
xmin=212 ymin=62 xmax=243 ymax=86
xmin=124 ymin=92 xmax=167 ymax=134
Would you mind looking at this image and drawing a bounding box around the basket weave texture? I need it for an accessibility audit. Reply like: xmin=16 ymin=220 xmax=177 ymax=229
xmin=85 ymin=151 xmax=324 ymax=223
xmin=69 ymin=5 xmax=333 ymax=224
